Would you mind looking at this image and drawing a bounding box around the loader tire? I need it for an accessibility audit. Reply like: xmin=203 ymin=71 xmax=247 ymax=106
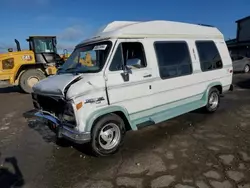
xmin=19 ymin=69 xmax=46 ymax=93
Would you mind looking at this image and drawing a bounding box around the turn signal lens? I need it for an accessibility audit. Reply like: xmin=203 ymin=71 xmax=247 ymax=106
xmin=76 ymin=102 xmax=83 ymax=110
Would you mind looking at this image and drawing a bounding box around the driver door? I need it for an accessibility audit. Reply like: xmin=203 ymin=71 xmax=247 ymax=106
xmin=105 ymin=39 xmax=153 ymax=127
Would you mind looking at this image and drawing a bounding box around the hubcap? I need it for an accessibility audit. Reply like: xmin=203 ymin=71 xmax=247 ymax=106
xmin=245 ymin=66 xmax=249 ymax=73
xmin=209 ymin=92 xmax=219 ymax=109
xmin=98 ymin=123 xmax=121 ymax=150
xmin=27 ymin=76 xmax=39 ymax=87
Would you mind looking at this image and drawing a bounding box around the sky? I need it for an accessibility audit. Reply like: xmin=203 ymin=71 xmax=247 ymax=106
xmin=0 ymin=0 xmax=250 ymax=54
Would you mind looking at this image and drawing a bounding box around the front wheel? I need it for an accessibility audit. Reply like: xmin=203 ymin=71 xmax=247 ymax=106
xmin=203 ymin=87 xmax=220 ymax=113
xmin=91 ymin=114 xmax=126 ymax=157
xmin=19 ymin=69 xmax=46 ymax=93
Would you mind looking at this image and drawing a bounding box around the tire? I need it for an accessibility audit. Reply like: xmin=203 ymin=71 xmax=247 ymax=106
xmin=19 ymin=69 xmax=46 ymax=93
xmin=244 ymin=64 xmax=250 ymax=73
xmin=91 ymin=114 xmax=126 ymax=157
xmin=203 ymin=87 xmax=220 ymax=113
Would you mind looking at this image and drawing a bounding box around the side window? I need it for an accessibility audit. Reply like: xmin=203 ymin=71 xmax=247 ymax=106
xmin=109 ymin=42 xmax=147 ymax=71
xmin=154 ymin=41 xmax=192 ymax=79
xmin=195 ymin=41 xmax=223 ymax=72
xmin=109 ymin=45 xmax=123 ymax=71
xmin=236 ymin=55 xmax=244 ymax=60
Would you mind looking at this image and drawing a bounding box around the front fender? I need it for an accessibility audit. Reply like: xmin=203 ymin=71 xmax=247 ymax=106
xmin=85 ymin=105 xmax=132 ymax=132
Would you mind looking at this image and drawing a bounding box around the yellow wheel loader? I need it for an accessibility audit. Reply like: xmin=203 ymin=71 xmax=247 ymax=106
xmin=60 ymin=49 xmax=70 ymax=61
xmin=0 ymin=36 xmax=68 ymax=93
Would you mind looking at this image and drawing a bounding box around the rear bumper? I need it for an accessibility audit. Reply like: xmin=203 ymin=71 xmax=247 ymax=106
xmin=24 ymin=109 xmax=91 ymax=144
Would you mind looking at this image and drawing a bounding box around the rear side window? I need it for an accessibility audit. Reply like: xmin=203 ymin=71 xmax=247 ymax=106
xmin=154 ymin=41 xmax=192 ymax=79
xmin=195 ymin=41 xmax=223 ymax=72
xmin=231 ymin=55 xmax=244 ymax=61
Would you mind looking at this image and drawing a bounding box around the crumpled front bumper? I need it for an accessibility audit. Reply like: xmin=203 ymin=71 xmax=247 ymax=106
xmin=24 ymin=109 xmax=91 ymax=144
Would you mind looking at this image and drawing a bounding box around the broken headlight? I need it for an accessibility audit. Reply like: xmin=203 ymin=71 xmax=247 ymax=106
xmin=62 ymin=102 xmax=76 ymax=125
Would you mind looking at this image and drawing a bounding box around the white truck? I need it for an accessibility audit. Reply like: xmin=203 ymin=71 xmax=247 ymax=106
xmin=29 ymin=20 xmax=233 ymax=156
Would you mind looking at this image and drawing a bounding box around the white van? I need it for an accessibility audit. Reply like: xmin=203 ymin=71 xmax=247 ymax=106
xmin=29 ymin=20 xmax=233 ymax=156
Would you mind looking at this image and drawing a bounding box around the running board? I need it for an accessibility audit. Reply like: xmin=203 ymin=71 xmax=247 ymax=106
xmin=136 ymin=120 xmax=155 ymax=130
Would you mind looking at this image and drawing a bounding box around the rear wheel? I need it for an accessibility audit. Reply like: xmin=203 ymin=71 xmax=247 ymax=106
xmin=203 ymin=87 xmax=220 ymax=113
xmin=244 ymin=64 xmax=249 ymax=73
xmin=19 ymin=69 xmax=46 ymax=93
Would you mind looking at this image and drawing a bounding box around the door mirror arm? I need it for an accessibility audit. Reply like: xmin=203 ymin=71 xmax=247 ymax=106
xmin=121 ymin=65 xmax=130 ymax=82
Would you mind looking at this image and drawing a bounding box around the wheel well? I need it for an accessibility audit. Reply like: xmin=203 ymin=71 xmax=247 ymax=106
xmin=113 ymin=111 xmax=131 ymax=131
xmin=91 ymin=111 xmax=132 ymax=134
xmin=213 ymin=85 xmax=222 ymax=94
xmin=15 ymin=64 xmax=45 ymax=82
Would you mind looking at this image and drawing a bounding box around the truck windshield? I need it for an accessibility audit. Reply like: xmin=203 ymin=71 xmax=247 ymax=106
xmin=33 ymin=38 xmax=57 ymax=53
xmin=58 ymin=41 xmax=112 ymax=74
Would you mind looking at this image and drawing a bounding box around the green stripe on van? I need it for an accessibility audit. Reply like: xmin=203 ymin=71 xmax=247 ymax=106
xmin=131 ymin=97 xmax=205 ymax=130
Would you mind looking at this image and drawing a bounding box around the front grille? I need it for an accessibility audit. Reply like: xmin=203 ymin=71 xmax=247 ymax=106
xmin=32 ymin=93 xmax=76 ymax=127
xmin=32 ymin=94 xmax=66 ymax=115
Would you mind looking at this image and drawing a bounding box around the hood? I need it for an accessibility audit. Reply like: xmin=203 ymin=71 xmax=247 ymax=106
xmin=0 ymin=53 xmax=9 ymax=59
xmin=32 ymin=73 xmax=82 ymax=97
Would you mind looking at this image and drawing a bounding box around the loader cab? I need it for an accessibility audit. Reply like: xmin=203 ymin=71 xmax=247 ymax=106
xmin=27 ymin=36 xmax=63 ymax=65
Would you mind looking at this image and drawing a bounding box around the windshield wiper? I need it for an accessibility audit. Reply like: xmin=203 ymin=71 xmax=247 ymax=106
xmin=58 ymin=67 xmax=77 ymax=72
xmin=58 ymin=67 xmax=78 ymax=74
xmin=64 ymin=67 xmax=77 ymax=71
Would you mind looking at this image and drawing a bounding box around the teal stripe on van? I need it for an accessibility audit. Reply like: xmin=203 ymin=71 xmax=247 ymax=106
xmin=130 ymin=93 xmax=205 ymax=129
xmin=130 ymin=92 xmax=203 ymax=120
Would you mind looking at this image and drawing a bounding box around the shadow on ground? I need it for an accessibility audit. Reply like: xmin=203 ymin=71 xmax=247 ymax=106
xmin=0 ymin=155 xmax=24 ymax=188
xmin=25 ymin=118 xmax=94 ymax=156
xmin=235 ymin=77 xmax=250 ymax=89
xmin=0 ymin=86 xmax=22 ymax=94
xmin=23 ymin=107 xmax=210 ymax=157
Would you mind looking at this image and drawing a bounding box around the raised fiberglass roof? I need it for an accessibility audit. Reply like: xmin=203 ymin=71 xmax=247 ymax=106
xmin=78 ymin=20 xmax=224 ymax=45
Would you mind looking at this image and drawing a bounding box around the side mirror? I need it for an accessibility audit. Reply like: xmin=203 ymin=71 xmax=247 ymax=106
xmin=53 ymin=38 xmax=57 ymax=45
xmin=120 ymin=58 xmax=141 ymax=82
xmin=63 ymin=49 xmax=68 ymax=56
xmin=126 ymin=58 xmax=141 ymax=69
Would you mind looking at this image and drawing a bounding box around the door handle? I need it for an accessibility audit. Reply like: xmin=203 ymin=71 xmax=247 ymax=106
xmin=143 ymin=74 xmax=152 ymax=78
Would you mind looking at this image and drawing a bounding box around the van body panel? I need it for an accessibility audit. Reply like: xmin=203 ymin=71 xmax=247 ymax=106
xmin=82 ymin=81 xmax=223 ymax=132
xmin=105 ymin=39 xmax=154 ymax=116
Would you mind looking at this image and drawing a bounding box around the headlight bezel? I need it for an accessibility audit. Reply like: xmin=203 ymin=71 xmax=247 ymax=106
xmin=61 ymin=101 xmax=77 ymax=125
xmin=2 ymin=58 xmax=14 ymax=69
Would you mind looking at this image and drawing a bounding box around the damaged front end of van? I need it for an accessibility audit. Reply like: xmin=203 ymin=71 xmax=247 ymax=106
xmin=25 ymin=73 xmax=91 ymax=144
xmin=24 ymin=40 xmax=112 ymax=144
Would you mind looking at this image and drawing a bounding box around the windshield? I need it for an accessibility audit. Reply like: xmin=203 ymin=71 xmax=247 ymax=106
xmin=58 ymin=41 xmax=112 ymax=74
xmin=33 ymin=38 xmax=57 ymax=53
